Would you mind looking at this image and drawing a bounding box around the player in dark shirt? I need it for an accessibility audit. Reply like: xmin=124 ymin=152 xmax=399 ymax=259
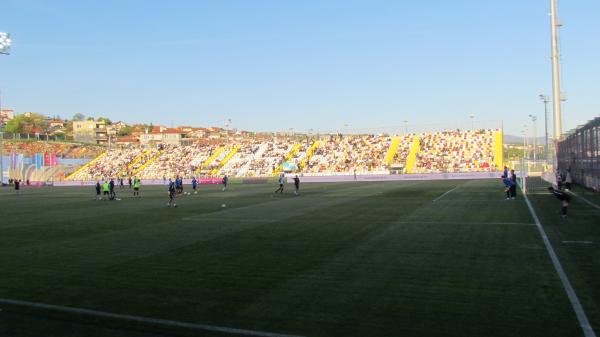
xmin=192 ymin=177 xmax=198 ymax=194
xmin=293 ymin=175 xmax=300 ymax=195
xmin=548 ymin=186 xmax=571 ymax=217
xmin=168 ymin=179 xmax=177 ymax=207
xmin=175 ymin=176 xmax=183 ymax=194
xmin=109 ymin=179 xmax=116 ymax=200
xmin=222 ymin=175 xmax=228 ymax=192
xmin=509 ymin=170 xmax=517 ymax=199
xmin=502 ymin=176 xmax=514 ymax=200
xmin=95 ymin=181 xmax=101 ymax=200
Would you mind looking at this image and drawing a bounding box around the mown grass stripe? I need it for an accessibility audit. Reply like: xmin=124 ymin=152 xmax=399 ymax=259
xmin=523 ymin=194 xmax=597 ymax=337
xmin=0 ymin=298 xmax=305 ymax=337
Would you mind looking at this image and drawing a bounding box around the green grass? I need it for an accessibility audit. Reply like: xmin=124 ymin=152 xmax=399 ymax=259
xmin=0 ymin=179 xmax=598 ymax=337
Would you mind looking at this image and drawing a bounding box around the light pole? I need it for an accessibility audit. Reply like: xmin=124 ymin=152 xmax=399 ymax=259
xmin=521 ymin=129 xmax=525 ymax=159
xmin=550 ymin=0 xmax=563 ymax=141
xmin=469 ymin=114 xmax=475 ymax=130
xmin=0 ymin=32 xmax=11 ymax=186
xmin=523 ymin=125 xmax=529 ymax=159
xmin=528 ymin=115 xmax=538 ymax=161
xmin=403 ymin=120 xmax=408 ymax=134
xmin=224 ymin=118 xmax=231 ymax=146
xmin=539 ymin=94 xmax=550 ymax=157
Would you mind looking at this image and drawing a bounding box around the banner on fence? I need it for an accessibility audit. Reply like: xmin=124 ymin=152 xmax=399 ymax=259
xmin=287 ymin=172 xmax=503 ymax=183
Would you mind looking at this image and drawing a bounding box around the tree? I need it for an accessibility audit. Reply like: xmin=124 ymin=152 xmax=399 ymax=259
xmin=86 ymin=117 xmax=95 ymax=121
xmin=117 ymin=126 xmax=133 ymax=137
xmin=4 ymin=113 xmax=49 ymax=134
xmin=72 ymin=113 xmax=85 ymax=121
xmin=97 ymin=117 xmax=112 ymax=125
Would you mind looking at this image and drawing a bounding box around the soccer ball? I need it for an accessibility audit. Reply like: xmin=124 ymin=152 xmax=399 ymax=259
xmin=221 ymin=204 xmax=226 ymax=208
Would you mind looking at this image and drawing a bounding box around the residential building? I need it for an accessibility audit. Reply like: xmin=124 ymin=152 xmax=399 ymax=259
xmin=0 ymin=109 xmax=14 ymax=126
xmin=116 ymin=136 xmax=139 ymax=147
xmin=73 ymin=120 xmax=109 ymax=144
xmin=139 ymin=126 xmax=186 ymax=146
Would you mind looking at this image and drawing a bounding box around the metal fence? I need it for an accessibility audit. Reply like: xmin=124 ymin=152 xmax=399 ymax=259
xmin=557 ymin=117 xmax=600 ymax=190
xmin=0 ymin=132 xmax=68 ymax=142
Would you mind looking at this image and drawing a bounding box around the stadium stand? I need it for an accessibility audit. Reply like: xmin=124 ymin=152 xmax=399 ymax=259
xmin=3 ymin=141 xmax=103 ymax=158
xmin=304 ymin=134 xmax=392 ymax=174
xmin=68 ymin=148 xmax=146 ymax=180
xmin=59 ymin=129 xmax=501 ymax=180
xmin=414 ymin=129 xmax=496 ymax=173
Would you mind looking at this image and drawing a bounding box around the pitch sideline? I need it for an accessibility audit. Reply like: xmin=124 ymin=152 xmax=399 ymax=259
xmin=432 ymin=186 xmax=459 ymax=202
xmin=568 ymin=191 xmax=600 ymax=211
xmin=0 ymin=298 xmax=305 ymax=337
xmin=523 ymin=194 xmax=597 ymax=337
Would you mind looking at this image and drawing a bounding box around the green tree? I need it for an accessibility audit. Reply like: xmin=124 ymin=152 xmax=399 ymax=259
xmin=72 ymin=113 xmax=85 ymax=121
xmin=117 ymin=126 xmax=133 ymax=137
xmin=4 ymin=113 xmax=49 ymax=134
xmin=86 ymin=117 xmax=95 ymax=121
xmin=97 ymin=117 xmax=112 ymax=125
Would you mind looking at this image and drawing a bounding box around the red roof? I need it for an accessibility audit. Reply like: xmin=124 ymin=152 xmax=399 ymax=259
xmin=116 ymin=136 xmax=139 ymax=143
xmin=151 ymin=128 xmax=184 ymax=135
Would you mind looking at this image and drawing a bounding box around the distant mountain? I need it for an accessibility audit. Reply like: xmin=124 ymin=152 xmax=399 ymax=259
xmin=504 ymin=135 xmax=547 ymax=145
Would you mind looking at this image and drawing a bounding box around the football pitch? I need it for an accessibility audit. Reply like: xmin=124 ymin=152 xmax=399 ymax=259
xmin=0 ymin=179 xmax=598 ymax=337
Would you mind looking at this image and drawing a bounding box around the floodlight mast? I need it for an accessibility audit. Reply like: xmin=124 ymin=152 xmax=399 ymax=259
xmin=550 ymin=0 xmax=562 ymax=140
xmin=539 ymin=94 xmax=550 ymax=155
xmin=0 ymin=32 xmax=10 ymax=55
xmin=0 ymin=32 xmax=11 ymax=186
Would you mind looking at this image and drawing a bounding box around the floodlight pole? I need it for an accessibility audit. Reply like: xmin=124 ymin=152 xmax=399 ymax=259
xmin=225 ymin=118 xmax=231 ymax=146
xmin=522 ymin=130 xmax=527 ymax=159
xmin=0 ymin=115 xmax=3 ymax=186
xmin=529 ymin=115 xmax=538 ymax=161
xmin=550 ymin=0 xmax=562 ymax=141
xmin=523 ymin=125 xmax=529 ymax=159
xmin=539 ymin=94 xmax=550 ymax=156
xmin=0 ymin=32 xmax=11 ymax=186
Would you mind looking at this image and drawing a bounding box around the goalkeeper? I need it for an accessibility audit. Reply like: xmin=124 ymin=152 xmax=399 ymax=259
xmin=548 ymin=186 xmax=571 ymax=217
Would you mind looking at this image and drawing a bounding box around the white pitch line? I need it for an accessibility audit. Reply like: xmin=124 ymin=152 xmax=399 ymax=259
xmin=562 ymin=241 xmax=595 ymax=245
xmin=523 ymin=194 xmax=597 ymax=337
xmin=432 ymin=186 xmax=458 ymax=202
xmin=568 ymin=191 xmax=600 ymax=211
xmin=395 ymin=221 xmax=534 ymax=226
xmin=0 ymin=298 xmax=305 ymax=337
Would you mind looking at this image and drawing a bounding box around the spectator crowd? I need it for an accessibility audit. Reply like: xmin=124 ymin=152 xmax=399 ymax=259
xmin=62 ymin=129 xmax=500 ymax=180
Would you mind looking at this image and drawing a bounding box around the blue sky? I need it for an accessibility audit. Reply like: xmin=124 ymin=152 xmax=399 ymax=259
xmin=0 ymin=0 xmax=598 ymax=136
